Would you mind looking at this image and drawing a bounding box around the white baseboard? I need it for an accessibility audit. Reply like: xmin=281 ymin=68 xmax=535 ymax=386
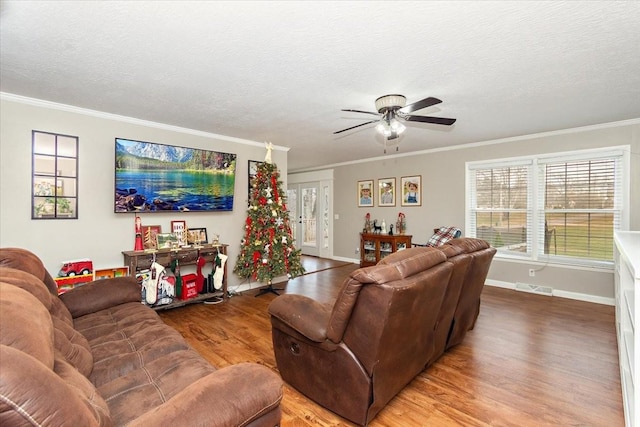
xmin=331 ymin=255 xmax=359 ymax=264
xmin=485 ymin=281 xmax=614 ymax=306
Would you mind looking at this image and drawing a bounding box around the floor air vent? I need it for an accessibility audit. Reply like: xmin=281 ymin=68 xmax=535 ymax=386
xmin=515 ymin=283 xmax=553 ymax=296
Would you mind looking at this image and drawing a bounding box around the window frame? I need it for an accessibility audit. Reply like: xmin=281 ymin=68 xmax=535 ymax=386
xmin=32 ymin=130 xmax=79 ymax=220
xmin=466 ymin=146 xmax=629 ymax=269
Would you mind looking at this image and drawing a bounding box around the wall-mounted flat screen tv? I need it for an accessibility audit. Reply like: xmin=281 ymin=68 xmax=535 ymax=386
xmin=115 ymin=138 xmax=236 ymax=212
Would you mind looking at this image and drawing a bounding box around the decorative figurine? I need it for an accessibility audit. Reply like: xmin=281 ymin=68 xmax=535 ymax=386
xmin=396 ymin=212 xmax=406 ymax=235
xmin=364 ymin=213 xmax=372 ymax=233
xmin=134 ymin=215 xmax=144 ymax=251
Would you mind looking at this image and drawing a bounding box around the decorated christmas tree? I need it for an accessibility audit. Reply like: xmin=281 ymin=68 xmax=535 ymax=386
xmin=233 ymin=145 xmax=305 ymax=287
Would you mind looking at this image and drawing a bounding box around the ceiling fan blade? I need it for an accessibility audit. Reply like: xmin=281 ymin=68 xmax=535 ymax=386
xmin=333 ymin=120 xmax=378 ymax=134
xmin=403 ymin=115 xmax=457 ymax=126
xmin=398 ymin=97 xmax=442 ymax=114
xmin=341 ymin=109 xmax=380 ymax=117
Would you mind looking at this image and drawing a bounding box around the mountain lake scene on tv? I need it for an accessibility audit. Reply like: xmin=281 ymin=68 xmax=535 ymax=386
xmin=115 ymin=139 xmax=236 ymax=212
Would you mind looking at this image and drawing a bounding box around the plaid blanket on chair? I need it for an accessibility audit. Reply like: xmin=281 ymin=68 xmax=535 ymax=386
xmin=426 ymin=226 xmax=462 ymax=247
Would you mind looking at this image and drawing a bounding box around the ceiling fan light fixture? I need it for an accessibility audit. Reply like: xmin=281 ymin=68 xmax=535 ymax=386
xmin=375 ymin=94 xmax=407 ymax=113
xmin=390 ymin=119 xmax=406 ymax=134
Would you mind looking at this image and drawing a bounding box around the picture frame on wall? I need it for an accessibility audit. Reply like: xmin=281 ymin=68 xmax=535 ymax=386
xmin=142 ymin=225 xmax=162 ymax=250
xmin=401 ymin=175 xmax=422 ymax=206
xmin=357 ymin=180 xmax=374 ymax=207
xmin=248 ymin=160 xmax=263 ymax=206
xmin=156 ymin=233 xmax=178 ymax=249
xmin=187 ymin=227 xmax=208 ymax=245
xmin=171 ymin=220 xmax=187 ymax=246
xmin=378 ymin=177 xmax=396 ymax=207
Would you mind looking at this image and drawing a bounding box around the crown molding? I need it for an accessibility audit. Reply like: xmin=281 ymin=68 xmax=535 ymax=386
xmin=0 ymin=92 xmax=289 ymax=152
xmin=292 ymin=117 xmax=640 ymax=173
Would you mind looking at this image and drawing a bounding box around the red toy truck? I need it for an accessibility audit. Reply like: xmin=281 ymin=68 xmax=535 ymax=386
xmin=58 ymin=259 xmax=93 ymax=277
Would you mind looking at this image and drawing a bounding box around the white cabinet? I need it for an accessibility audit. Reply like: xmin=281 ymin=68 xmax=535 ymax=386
xmin=615 ymin=231 xmax=640 ymax=427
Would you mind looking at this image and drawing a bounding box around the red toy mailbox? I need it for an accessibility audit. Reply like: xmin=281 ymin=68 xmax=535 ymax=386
xmin=180 ymin=273 xmax=198 ymax=300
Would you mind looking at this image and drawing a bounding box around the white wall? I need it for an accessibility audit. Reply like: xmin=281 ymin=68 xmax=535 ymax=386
xmin=3 ymin=94 xmax=638 ymax=302
xmin=0 ymin=96 xmax=288 ymax=288
xmin=328 ymin=120 xmax=640 ymax=303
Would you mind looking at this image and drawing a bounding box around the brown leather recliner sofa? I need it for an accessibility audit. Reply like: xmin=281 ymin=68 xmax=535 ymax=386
xmin=0 ymin=248 xmax=283 ymax=427
xmin=268 ymin=238 xmax=495 ymax=426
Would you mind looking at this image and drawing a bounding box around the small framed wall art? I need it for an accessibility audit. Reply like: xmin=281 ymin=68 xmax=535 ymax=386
xmin=187 ymin=227 xmax=208 ymax=245
xmin=156 ymin=233 xmax=178 ymax=249
xmin=171 ymin=220 xmax=187 ymax=246
xmin=378 ymin=177 xmax=396 ymax=207
xmin=401 ymin=175 xmax=422 ymax=207
xmin=142 ymin=224 xmax=162 ymax=250
xmin=357 ymin=180 xmax=374 ymax=207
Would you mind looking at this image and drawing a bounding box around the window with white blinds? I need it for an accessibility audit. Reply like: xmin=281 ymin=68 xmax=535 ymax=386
xmin=467 ymin=147 xmax=627 ymax=267
xmin=468 ymin=163 xmax=532 ymax=256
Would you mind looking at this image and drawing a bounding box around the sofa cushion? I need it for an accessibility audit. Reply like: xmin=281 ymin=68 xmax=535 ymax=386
xmin=53 ymin=353 xmax=112 ymax=426
xmin=0 ymin=267 xmax=52 ymax=311
xmin=0 ymin=283 xmax=54 ymax=368
xmin=0 ymin=345 xmax=112 ymax=427
xmin=99 ymin=349 xmax=216 ymax=425
xmin=52 ymin=316 xmax=94 ymax=377
xmin=0 ymin=247 xmax=59 ymax=295
xmin=378 ymin=246 xmax=447 ymax=278
xmin=0 ymin=266 xmax=75 ymax=327
xmin=0 ymin=270 xmax=92 ymax=375
xmin=445 ymin=236 xmax=490 ymax=253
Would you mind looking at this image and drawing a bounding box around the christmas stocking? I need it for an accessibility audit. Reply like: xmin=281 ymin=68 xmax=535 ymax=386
xmin=145 ymin=262 xmax=165 ymax=305
xmin=213 ymin=254 xmax=227 ymax=290
xmin=170 ymin=259 xmax=182 ymax=297
xmin=196 ymin=256 xmax=206 ymax=294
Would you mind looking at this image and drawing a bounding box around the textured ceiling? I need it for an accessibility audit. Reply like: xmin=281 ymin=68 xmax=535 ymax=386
xmin=1 ymin=1 xmax=639 ymax=172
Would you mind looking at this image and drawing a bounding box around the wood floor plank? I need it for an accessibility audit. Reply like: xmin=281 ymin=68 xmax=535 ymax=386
xmin=159 ymin=256 xmax=624 ymax=426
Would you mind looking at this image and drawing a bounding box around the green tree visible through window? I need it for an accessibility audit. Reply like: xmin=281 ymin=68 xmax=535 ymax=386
xmin=544 ymin=159 xmax=617 ymax=260
xmin=468 ymin=148 xmax=625 ymax=266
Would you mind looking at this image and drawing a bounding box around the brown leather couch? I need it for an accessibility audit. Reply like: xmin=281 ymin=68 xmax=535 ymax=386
xmin=268 ymin=238 xmax=495 ymax=426
xmin=0 ymin=248 xmax=283 ymax=427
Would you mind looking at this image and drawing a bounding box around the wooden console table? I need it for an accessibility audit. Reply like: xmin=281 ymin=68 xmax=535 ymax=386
xmin=360 ymin=233 xmax=412 ymax=267
xmin=122 ymin=244 xmax=228 ymax=311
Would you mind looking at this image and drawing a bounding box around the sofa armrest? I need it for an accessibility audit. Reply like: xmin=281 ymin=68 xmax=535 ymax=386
xmin=268 ymin=294 xmax=331 ymax=342
xmin=60 ymin=276 xmax=141 ymax=318
xmin=128 ymin=363 xmax=283 ymax=427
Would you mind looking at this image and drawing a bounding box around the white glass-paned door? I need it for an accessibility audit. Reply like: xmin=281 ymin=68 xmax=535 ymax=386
xmin=286 ymin=186 xmax=299 ymax=250
xmin=288 ymin=183 xmax=319 ymax=256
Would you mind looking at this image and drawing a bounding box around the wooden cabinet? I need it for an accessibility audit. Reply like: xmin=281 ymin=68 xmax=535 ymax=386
xmin=122 ymin=244 xmax=228 ymax=310
xmin=614 ymin=231 xmax=640 ymax=427
xmin=360 ymin=233 xmax=412 ymax=267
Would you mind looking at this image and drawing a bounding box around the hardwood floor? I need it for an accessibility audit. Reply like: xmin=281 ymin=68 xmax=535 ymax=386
xmin=159 ymin=256 xmax=624 ymax=426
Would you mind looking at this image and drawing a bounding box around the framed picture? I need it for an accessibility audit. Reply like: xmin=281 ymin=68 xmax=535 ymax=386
xmin=401 ymin=175 xmax=422 ymax=206
xmin=357 ymin=180 xmax=374 ymax=207
xmin=171 ymin=220 xmax=187 ymax=246
xmin=156 ymin=233 xmax=179 ymax=249
xmin=142 ymin=225 xmax=162 ymax=250
xmin=378 ymin=177 xmax=396 ymax=207
xmin=248 ymin=160 xmax=263 ymax=206
xmin=187 ymin=227 xmax=208 ymax=244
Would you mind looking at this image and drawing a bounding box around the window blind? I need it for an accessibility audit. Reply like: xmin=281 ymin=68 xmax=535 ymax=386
xmin=467 ymin=147 xmax=627 ymax=267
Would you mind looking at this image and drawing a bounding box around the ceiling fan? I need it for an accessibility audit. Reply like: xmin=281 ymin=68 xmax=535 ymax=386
xmin=334 ymin=94 xmax=456 ymax=140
